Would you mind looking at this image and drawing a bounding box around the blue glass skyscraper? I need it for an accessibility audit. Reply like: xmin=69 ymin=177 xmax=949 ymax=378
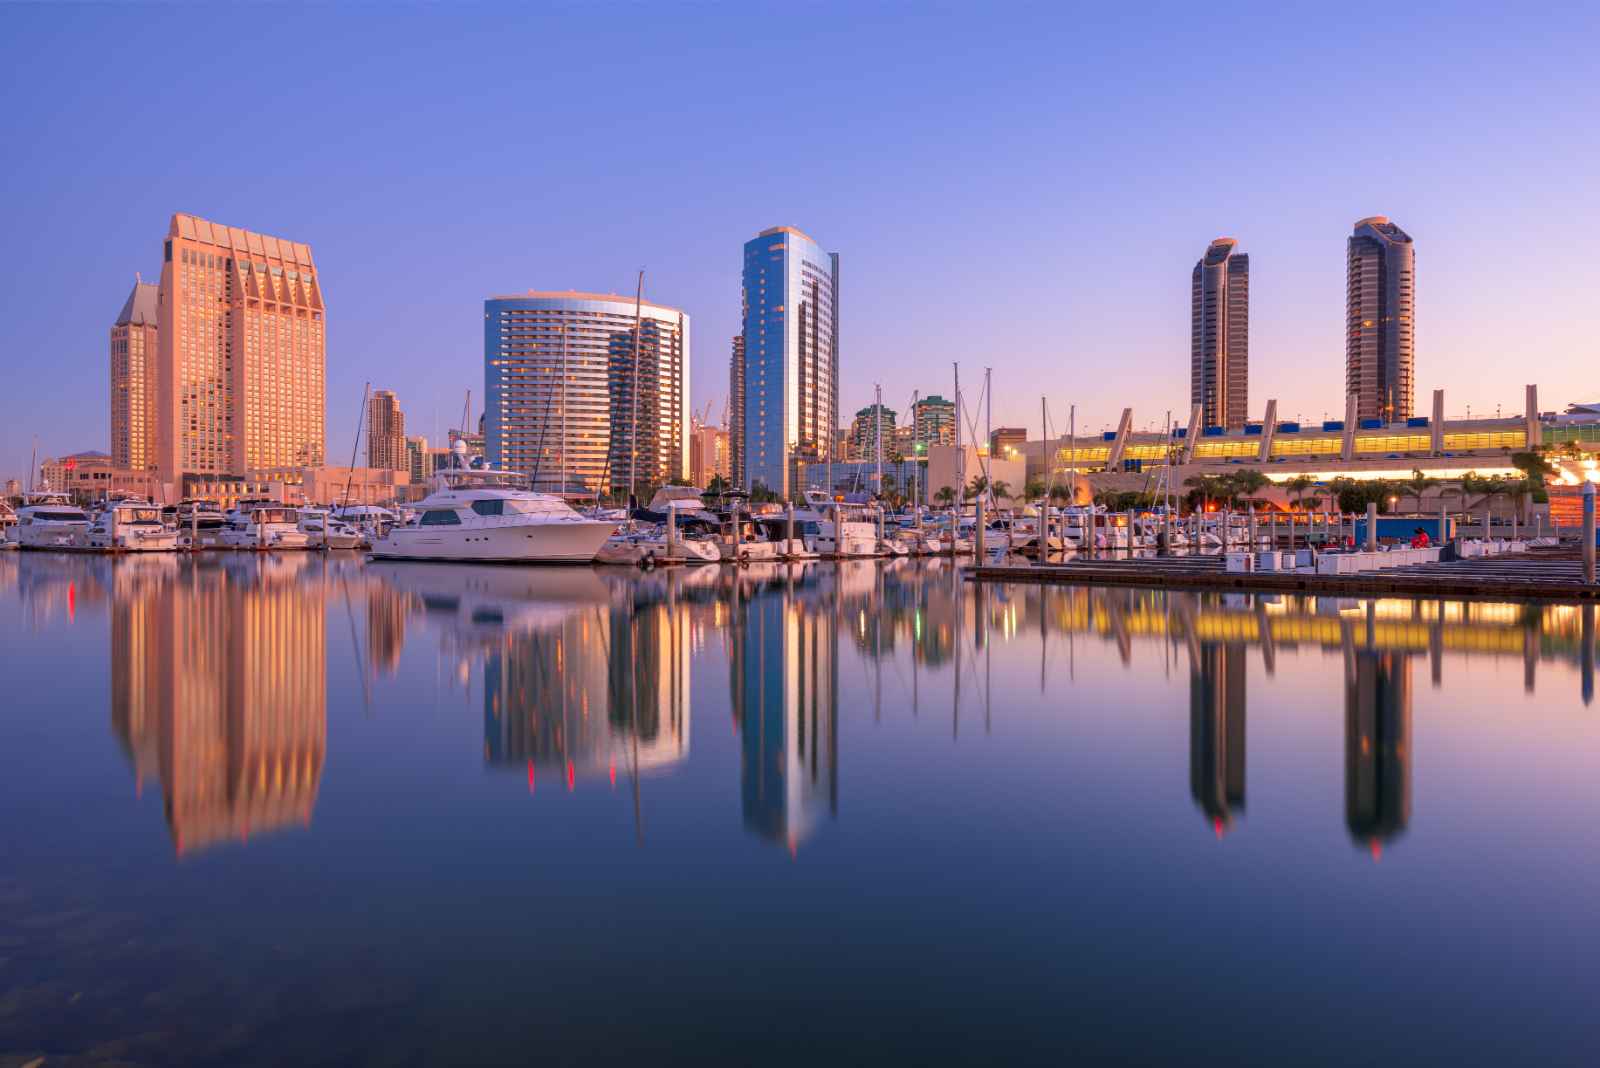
xmin=732 ymin=227 xmax=839 ymax=497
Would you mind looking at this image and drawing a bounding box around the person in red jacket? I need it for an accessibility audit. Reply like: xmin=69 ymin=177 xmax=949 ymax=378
xmin=1411 ymin=528 xmax=1431 ymax=548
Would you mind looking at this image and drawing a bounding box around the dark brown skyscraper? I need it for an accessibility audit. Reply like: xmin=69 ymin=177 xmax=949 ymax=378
xmin=1346 ymin=216 xmax=1415 ymax=422
xmin=1191 ymin=237 xmax=1249 ymax=430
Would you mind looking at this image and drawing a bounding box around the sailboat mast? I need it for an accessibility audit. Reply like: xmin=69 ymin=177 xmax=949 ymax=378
xmin=954 ymin=362 xmax=963 ymax=500
xmin=874 ymin=382 xmax=883 ymax=496
xmin=560 ymin=323 xmax=568 ymax=497
xmin=629 ymin=269 xmax=644 ymax=508
xmin=344 ymin=382 xmax=370 ymax=507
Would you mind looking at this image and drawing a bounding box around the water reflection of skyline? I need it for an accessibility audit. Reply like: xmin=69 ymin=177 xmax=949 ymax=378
xmin=7 ymin=553 xmax=1594 ymax=860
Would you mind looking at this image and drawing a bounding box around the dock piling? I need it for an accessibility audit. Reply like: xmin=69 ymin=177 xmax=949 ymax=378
xmin=1365 ymin=503 xmax=1378 ymax=551
xmin=1584 ymin=483 xmax=1595 ymax=584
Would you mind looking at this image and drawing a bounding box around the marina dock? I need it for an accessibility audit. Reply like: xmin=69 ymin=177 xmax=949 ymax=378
xmin=965 ymin=548 xmax=1600 ymax=603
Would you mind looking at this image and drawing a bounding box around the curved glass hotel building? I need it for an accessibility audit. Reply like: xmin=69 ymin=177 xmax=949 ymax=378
xmin=485 ymin=291 xmax=690 ymax=497
xmin=733 ymin=226 xmax=839 ymax=497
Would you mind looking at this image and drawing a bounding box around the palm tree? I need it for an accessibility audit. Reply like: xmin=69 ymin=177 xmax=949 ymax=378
xmin=934 ymin=485 xmax=956 ymax=508
xmin=1228 ymin=468 xmax=1269 ymax=506
xmin=989 ymin=479 xmax=1012 ymax=504
xmin=1024 ymin=478 xmax=1046 ymax=502
xmin=1048 ymin=484 xmax=1073 ymax=506
xmin=1405 ymin=468 xmax=1439 ymax=513
xmin=1184 ymin=473 xmax=1221 ymax=512
xmin=1285 ymin=474 xmax=1316 ymax=510
xmin=964 ymin=474 xmax=988 ymax=501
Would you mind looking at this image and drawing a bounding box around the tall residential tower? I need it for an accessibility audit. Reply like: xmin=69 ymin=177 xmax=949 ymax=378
xmin=155 ymin=213 xmax=326 ymax=479
xmin=111 ymin=279 xmax=159 ymax=472
xmin=1191 ymin=237 xmax=1249 ymax=431
xmin=734 ymin=227 xmax=838 ymax=497
xmin=1346 ymin=216 xmax=1415 ymax=423
xmin=366 ymin=390 xmax=407 ymax=471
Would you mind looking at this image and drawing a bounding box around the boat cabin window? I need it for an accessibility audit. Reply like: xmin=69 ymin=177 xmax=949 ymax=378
xmin=32 ymin=511 xmax=87 ymax=522
xmin=128 ymin=508 xmax=161 ymax=524
xmin=419 ymin=509 xmax=463 ymax=526
xmin=257 ymin=508 xmax=297 ymax=524
xmin=470 ymin=499 xmax=505 ymax=517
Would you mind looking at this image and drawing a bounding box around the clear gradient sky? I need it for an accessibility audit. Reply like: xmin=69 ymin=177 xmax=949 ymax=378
xmin=3 ymin=2 xmax=1597 ymax=482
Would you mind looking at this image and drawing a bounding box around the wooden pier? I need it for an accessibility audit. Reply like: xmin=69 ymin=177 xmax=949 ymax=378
xmin=964 ymin=548 xmax=1600 ymax=603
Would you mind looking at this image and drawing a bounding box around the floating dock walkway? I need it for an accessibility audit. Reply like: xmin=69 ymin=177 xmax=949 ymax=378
xmin=965 ymin=549 xmax=1600 ymax=603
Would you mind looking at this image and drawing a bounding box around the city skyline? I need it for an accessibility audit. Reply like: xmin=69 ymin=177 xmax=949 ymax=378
xmin=3 ymin=5 xmax=1599 ymax=482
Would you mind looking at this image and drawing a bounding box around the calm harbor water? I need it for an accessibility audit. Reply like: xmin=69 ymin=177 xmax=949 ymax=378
xmin=2 ymin=551 xmax=1598 ymax=1066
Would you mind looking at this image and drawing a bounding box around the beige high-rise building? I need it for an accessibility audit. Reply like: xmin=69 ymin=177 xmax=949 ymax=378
xmin=367 ymin=390 xmax=406 ymax=471
xmin=155 ymin=213 xmax=326 ymax=479
xmin=689 ymin=423 xmax=730 ymax=488
xmin=111 ymin=279 xmax=159 ymax=472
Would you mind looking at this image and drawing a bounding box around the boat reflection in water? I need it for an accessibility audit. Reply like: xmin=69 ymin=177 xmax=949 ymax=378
xmin=110 ymin=555 xmax=326 ymax=855
xmin=371 ymin=563 xmax=693 ymax=810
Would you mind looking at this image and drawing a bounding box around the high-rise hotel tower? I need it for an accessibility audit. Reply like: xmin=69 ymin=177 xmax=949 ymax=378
xmin=1346 ymin=216 xmax=1415 ymax=423
xmin=155 ymin=213 xmax=326 ymax=478
xmin=1191 ymin=237 xmax=1249 ymax=431
xmin=733 ymin=227 xmax=838 ymax=497
xmin=111 ymin=279 xmax=159 ymax=472
xmin=485 ymin=291 xmax=690 ymax=496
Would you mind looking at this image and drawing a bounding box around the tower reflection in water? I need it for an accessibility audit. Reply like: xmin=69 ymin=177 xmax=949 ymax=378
xmin=1345 ymin=646 xmax=1411 ymax=856
xmin=111 ymin=557 xmax=326 ymax=855
xmin=1189 ymin=640 xmax=1246 ymax=834
xmin=730 ymin=575 xmax=839 ymax=851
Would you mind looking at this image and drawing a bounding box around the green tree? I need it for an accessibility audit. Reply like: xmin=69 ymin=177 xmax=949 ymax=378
xmin=1183 ymin=473 xmax=1223 ymax=512
xmin=1404 ymin=469 xmax=1440 ymax=513
xmin=1048 ymin=484 xmax=1073 ymax=506
xmin=964 ymin=474 xmax=988 ymax=501
xmin=935 ymin=485 xmax=956 ymax=508
xmin=989 ymin=479 xmax=1012 ymax=503
xmin=704 ymin=474 xmax=729 ymax=498
xmin=1024 ymin=478 xmax=1046 ymax=502
xmin=1285 ymin=474 xmax=1316 ymax=509
xmin=1223 ymin=468 xmax=1269 ymax=506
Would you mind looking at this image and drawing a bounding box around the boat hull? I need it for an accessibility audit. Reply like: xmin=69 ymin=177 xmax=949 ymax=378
xmin=17 ymin=525 xmax=89 ymax=550
xmin=371 ymin=519 xmax=614 ymax=563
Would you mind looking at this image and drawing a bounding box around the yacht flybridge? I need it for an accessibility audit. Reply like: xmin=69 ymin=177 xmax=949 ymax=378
xmin=370 ymin=468 xmax=616 ymax=564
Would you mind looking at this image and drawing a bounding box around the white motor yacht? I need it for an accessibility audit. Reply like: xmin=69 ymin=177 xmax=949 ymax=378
xmin=84 ymin=502 xmax=179 ymax=552
xmin=370 ymin=468 xmax=615 ymax=563
xmin=793 ymin=490 xmax=879 ymax=557
xmin=220 ymin=504 xmax=311 ymax=550
xmin=299 ymin=508 xmax=365 ymax=549
xmin=171 ymin=500 xmax=230 ymax=549
xmin=14 ymin=494 xmax=91 ymax=550
xmin=0 ymin=501 xmax=16 ymax=548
